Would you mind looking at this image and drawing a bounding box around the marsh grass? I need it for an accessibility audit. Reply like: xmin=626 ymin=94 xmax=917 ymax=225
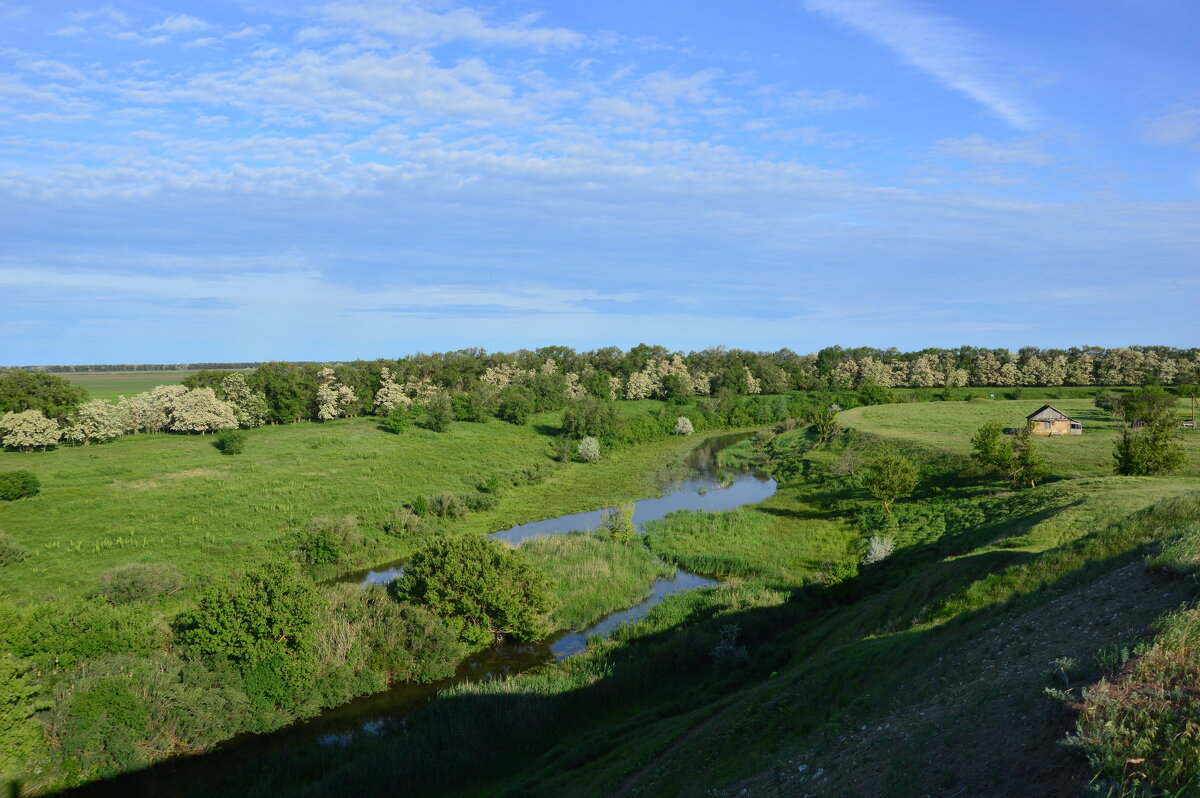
xmin=520 ymin=532 xmax=675 ymax=630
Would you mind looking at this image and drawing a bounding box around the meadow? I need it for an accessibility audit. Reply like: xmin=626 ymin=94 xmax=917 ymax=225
xmin=59 ymin=371 xmax=228 ymax=402
xmin=0 ymin=409 xmax=708 ymax=605
xmin=841 ymin=396 xmax=1200 ymax=477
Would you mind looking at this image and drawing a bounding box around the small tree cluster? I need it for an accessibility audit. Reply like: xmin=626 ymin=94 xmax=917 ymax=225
xmin=1114 ymin=387 xmax=1185 ymax=476
xmin=860 ymin=454 xmax=919 ymax=514
xmin=0 ymin=410 xmax=61 ymax=451
xmin=971 ymin=422 xmax=1048 ymax=488
xmin=63 ymin=399 xmax=124 ymax=445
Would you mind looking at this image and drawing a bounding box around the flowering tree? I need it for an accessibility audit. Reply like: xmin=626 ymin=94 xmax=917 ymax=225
xmin=221 ymin=373 xmax=267 ymax=428
xmin=63 ymin=399 xmax=123 ymax=445
xmin=674 ymin=416 xmax=695 ymax=435
xmin=316 ymin=368 xmax=357 ymax=421
xmin=169 ymin=388 xmax=237 ymax=434
xmin=0 ymin=410 xmax=61 ymax=451
xmin=577 ymin=436 xmax=600 ymax=462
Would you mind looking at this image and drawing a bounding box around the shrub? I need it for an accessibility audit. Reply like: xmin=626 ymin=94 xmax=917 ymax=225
xmin=423 ymin=394 xmax=453 ymax=432
xmin=409 ymin=494 xmax=430 ymax=517
xmin=0 ymin=654 xmax=44 ymax=782
xmin=383 ymin=507 xmax=433 ymax=537
xmin=496 ymin=386 xmax=535 ymax=425
xmin=709 ymin=624 xmax=748 ymax=669
xmin=0 ymin=532 xmax=28 ymax=567
xmin=175 ymin=561 xmax=322 ymax=699
xmin=296 ymin=516 xmax=362 ymax=564
xmin=601 ymin=503 xmax=636 ymax=546
xmin=561 ymin=397 xmax=622 ymax=441
xmin=7 ymin=599 xmax=167 ymax=670
xmin=384 ymin=406 xmax=413 ymax=434
xmin=860 ymin=454 xmax=919 ymax=514
xmin=214 ymin=428 xmax=247 ymax=455
xmin=577 ymin=436 xmax=600 ymax=463
xmin=95 ymin=563 xmax=184 ymax=604
xmin=427 ymin=493 xmax=467 ymax=520
xmin=861 ymin=535 xmax=896 ymax=565
xmin=393 ymin=536 xmax=556 ymax=645
xmin=462 ymin=493 xmax=498 ymax=512
xmin=673 ymin=416 xmax=695 ymax=435
xmin=0 ymin=470 xmax=39 ymax=501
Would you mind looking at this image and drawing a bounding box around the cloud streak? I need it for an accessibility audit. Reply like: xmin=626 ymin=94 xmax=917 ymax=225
xmin=803 ymin=0 xmax=1038 ymax=130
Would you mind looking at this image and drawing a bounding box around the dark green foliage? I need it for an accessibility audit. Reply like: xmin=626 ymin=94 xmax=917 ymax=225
xmin=0 ymin=654 xmax=43 ymax=782
xmin=409 ymin=494 xmax=430 ymax=517
xmin=461 ymin=492 xmax=498 ymax=512
xmin=497 ymin=385 xmax=535 ymax=425
xmin=1094 ymin=390 xmax=1123 ymax=415
xmin=423 ymin=394 xmax=454 ymax=432
xmin=175 ymin=561 xmax=322 ymax=698
xmin=561 ymin=397 xmax=623 ymax=441
xmin=856 ymin=382 xmax=897 ymax=406
xmin=248 ymin=362 xmax=319 ymax=424
xmin=600 ymin=504 xmax=636 ymax=546
xmin=394 ymin=535 xmax=556 ymax=645
xmin=451 ymin=389 xmax=494 ymax=422
xmin=970 ymin=422 xmax=1048 ymax=488
xmin=384 ymin=405 xmax=413 ymax=433
xmin=215 ymin=428 xmax=247 ymax=454
xmin=295 ymin=516 xmax=362 ymax=565
xmin=95 ymin=562 xmax=184 ymax=604
xmin=0 ymin=470 xmax=40 ymax=501
xmin=807 ymin=405 xmax=841 ymax=444
xmin=0 ymin=532 xmax=28 ymax=567
xmin=0 ymin=369 xmax=88 ymax=420
xmin=5 ymin=599 xmax=167 ymax=671
xmin=526 ymin=371 xmax=569 ymax=412
xmin=583 ymin=369 xmax=614 ymax=400
xmin=181 ymin=370 xmax=232 ymax=392
xmin=58 ymin=676 xmax=150 ymax=777
xmin=1114 ymin=387 xmax=1186 ymax=476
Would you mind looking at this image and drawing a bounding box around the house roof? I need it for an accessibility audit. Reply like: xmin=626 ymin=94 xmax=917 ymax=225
xmin=1026 ymin=404 xmax=1078 ymax=423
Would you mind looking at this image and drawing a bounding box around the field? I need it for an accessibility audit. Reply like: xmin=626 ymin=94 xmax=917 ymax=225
xmin=841 ymin=397 xmax=1200 ymax=477
xmin=0 ymin=410 xmax=707 ymax=605
xmin=61 ymin=370 xmax=240 ymax=401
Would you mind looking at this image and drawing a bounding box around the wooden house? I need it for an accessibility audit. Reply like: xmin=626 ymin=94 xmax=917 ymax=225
xmin=1026 ymin=404 xmax=1082 ymax=436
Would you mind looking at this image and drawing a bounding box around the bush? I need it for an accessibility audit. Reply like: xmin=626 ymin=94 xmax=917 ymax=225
xmin=427 ymin=493 xmax=467 ymax=520
xmin=0 ymin=532 xmax=28 ymax=567
xmin=423 ymin=395 xmax=454 ymax=432
xmin=296 ymin=516 xmax=362 ymax=564
xmin=496 ymin=386 xmax=535 ymax=425
xmin=6 ymin=599 xmax=167 ymax=670
xmin=384 ymin=406 xmax=413 ymax=434
xmin=383 ymin=507 xmax=433 ymax=538
xmin=214 ymin=429 xmax=247 ymax=455
xmin=673 ymin=416 xmax=695 ymax=435
xmin=393 ymin=536 xmax=556 ymax=645
xmin=861 ymin=535 xmax=896 ymax=565
xmin=95 ymin=563 xmax=184 ymax=604
xmin=561 ymin=397 xmax=622 ymax=441
xmin=409 ymin=494 xmax=430 ymax=517
xmin=0 ymin=470 xmax=39 ymax=501
xmin=577 ymin=436 xmax=600 ymax=463
xmin=462 ymin=493 xmax=498 ymax=512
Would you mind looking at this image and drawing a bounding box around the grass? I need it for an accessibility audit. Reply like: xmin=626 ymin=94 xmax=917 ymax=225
xmin=0 ymin=413 xmax=710 ymax=605
xmin=841 ymin=397 xmax=1200 ymax=478
xmin=520 ymin=532 xmax=675 ymax=630
xmin=60 ymin=371 xmax=235 ymax=402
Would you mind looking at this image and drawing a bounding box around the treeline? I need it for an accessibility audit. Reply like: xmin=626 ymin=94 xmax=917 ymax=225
xmin=5 ymin=363 xmax=268 ymax=373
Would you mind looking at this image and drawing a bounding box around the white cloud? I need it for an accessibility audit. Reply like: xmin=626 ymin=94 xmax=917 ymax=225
xmin=1140 ymin=106 xmax=1200 ymax=147
xmin=319 ymin=0 xmax=583 ymax=50
xmin=153 ymin=14 xmax=208 ymax=34
xmin=778 ymin=89 xmax=872 ymax=114
xmin=933 ymin=134 xmax=1053 ymax=166
xmin=804 ymin=0 xmax=1037 ymax=130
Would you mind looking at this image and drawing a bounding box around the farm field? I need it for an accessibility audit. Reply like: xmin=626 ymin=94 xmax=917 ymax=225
xmin=59 ymin=370 xmax=247 ymax=402
xmin=0 ymin=409 xmax=708 ymax=605
xmin=841 ymin=397 xmax=1200 ymax=477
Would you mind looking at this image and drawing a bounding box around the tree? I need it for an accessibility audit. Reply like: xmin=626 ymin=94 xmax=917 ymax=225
xmin=174 ymin=562 xmax=321 ymax=696
xmin=577 ymin=436 xmax=601 ymax=462
xmin=673 ymin=416 xmax=695 ymax=435
xmin=971 ymin=422 xmax=1048 ymax=488
xmin=0 ymin=409 xmax=61 ymax=451
xmin=497 ymin=385 xmax=535 ymax=425
xmin=600 ymin=503 xmax=636 ymax=546
xmin=0 ymin=471 xmax=40 ymax=501
xmin=221 ymin=373 xmax=267 ymax=428
xmin=423 ymin=394 xmax=453 ymax=432
xmin=0 ymin=369 xmax=88 ymax=420
xmin=1114 ymin=386 xmax=1185 ymax=476
xmin=561 ymin=397 xmax=622 ymax=441
xmin=393 ymin=536 xmax=555 ymax=645
xmin=860 ymin=455 xmax=918 ymax=514
xmin=807 ymin=405 xmax=841 ymax=444
xmin=168 ymin=388 xmax=237 ymax=434
xmin=63 ymin=399 xmax=123 ymax=445
xmin=316 ymin=368 xmax=357 ymax=421
xmin=384 ymin=405 xmax=413 ymax=434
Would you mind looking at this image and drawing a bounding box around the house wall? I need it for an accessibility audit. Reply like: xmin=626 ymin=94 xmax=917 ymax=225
xmin=1031 ymin=418 xmax=1079 ymax=436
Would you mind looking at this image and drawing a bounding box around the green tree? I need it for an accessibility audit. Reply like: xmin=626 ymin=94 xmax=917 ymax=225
xmin=600 ymin=503 xmax=636 ymax=546
xmin=807 ymin=405 xmax=841 ymax=444
xmin=393 ymin=536 xmax=555 ymax=646
xmin=0 ymin=369 xmax=88 ymax=420
xmin=1114 ymin=387 xmax=1185 ymax=476
xmin=384 ymin=405 xmax=413 ymax=433
xmin=561 ymin=397 xmax=622 ymax=441
xmin=971 ymin=422 xmax=1048 ymax=488
xmin=174 ymin=562 xmax=321 ymax=698
xmin=497 ymin=385 xmax=535 ymax=425
xmin=423 ymin=394 xmax=454 ymax=432
xmin=860 ymin=455 xmax=919 ymax=514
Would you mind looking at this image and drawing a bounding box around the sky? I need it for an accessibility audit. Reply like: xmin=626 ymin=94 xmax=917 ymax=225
xmin=1 ymin=0 xmax=1197 ymax=365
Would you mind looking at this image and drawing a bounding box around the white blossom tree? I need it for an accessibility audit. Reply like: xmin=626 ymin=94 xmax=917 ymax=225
xmin=221 ymin=373 xmax=267 ymax=428
xmin=0 ymin=410 xmax=61 ymax=451
xmin=316 ymin=368 xmax=357 ymax=421
xmin=63 ymin=399 xmax=123 ymax=445
xmin=168 ymin=388 xmax=237 ymax=434
xmin=673 ymin=416 xmax=695 ymax=435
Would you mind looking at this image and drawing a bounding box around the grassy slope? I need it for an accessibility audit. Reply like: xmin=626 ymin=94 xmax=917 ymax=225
xmin=840 ymin=397 xmax=1200 ymax=478
xmin=0 ymin=410 xmax=705 ymax=604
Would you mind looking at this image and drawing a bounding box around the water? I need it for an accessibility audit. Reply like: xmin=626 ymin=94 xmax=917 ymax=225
xmin=71 ymin=433 xmax=774 ymax=795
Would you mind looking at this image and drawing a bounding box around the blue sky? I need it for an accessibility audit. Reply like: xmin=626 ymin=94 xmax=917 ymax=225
xmin=1 ymin=0 xmax=1197 ymax=364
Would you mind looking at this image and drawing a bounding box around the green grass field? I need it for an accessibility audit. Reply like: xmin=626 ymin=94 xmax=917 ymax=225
xmin=841 ymin=397 xmax=1200 ymax=477
xmin=0 ymin=413 xmax=707 ymax=604
xmin=61 ymin=370 xmax=242 ymax=401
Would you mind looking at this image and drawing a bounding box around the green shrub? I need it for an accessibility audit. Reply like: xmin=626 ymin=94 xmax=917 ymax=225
xmin=409 ymin=494 xmax=430 ymax=517
xmin=382 ymin=507 xmax=433 ymax=538
xmin=95 ymin=562 xmax=184 ymax=604
xmin=423 ymin=395 xmax=453 ymax=432
xmin=0 ymin=532 xmax=28 ymax=567
xmin=175 ymin=561 xmax=322 ymax=700
xmin=6 ymin=599 xmax=167 ymax=670
xmin=0 ymin=654 xmax=44 ymax=783
xmin=0 ymin=470 xmax=39 ymax=501
xmin=214 ymin=429 xmax=246 ymax=455
xmin=384 ymin=406 xmax=413 ymax=434
xmin=58 ymin=676 xmax=151 ymax=777
xmin=394 ymin=536 xmax=556 ymax=645
xmin=462 ymin=493 xmax=498 ymax=512
xmin=497 ymin=386 xmax=535 ymax=425
xmin=295 ymin=516 xmax=362 ymax=564
xmin=427 ymin=493 xmax=467 ymax=519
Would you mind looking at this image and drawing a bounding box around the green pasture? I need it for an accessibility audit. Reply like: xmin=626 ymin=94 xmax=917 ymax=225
xmin=60 ymin=370 xmax=228 ymax=402
xmin=0 ymin=413 xmax=707 ymax=604
xmin=840 ymin=397 xmax=1199 ymax=477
